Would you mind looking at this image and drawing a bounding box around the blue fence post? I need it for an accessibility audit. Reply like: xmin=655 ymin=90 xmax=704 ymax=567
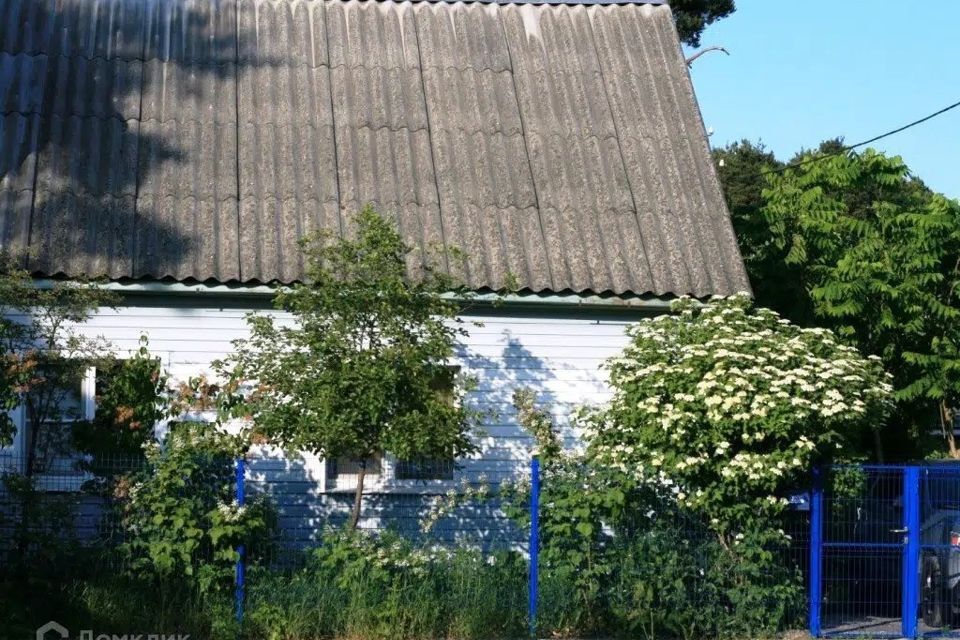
xmin=528 ymin=455 xmax=540 ymax=639
xmin=235 ymin=456 xmax=246 ymax=625
xmin=809 ymin=465 xmax=824 ymax=638
xmin=903 ymin=466 xmax=920 ymax=638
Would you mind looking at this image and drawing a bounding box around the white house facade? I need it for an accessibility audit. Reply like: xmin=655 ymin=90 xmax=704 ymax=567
xmin=0 ymin=0 xmax=749 ymax=543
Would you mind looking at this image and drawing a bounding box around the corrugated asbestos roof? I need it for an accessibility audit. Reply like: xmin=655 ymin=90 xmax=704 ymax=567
xmin=0 ymin=0 xmax=750 ymax=298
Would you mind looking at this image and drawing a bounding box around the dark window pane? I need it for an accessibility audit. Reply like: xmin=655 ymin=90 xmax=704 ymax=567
xmin=395 ymin=458 xmax=454 ymax=481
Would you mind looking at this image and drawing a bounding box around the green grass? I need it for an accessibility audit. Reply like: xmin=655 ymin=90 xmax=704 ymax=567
xmin=0 ymin=539 xmax=803 ymax=640
xmin=244 ymin=552 xmax=527 ymax=640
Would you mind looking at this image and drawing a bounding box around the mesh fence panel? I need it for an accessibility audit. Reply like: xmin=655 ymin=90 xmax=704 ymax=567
xmin=245 ymin=452 xmax=528 ymax=568
xmin=0 ymin=449 xmax=812 ymax=638
xmin=0 ymin=452 xmax=147 ymax=572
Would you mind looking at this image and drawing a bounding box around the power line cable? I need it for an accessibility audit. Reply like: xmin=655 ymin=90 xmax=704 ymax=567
xmin=748 ymin=98 xmax=960 ymax=178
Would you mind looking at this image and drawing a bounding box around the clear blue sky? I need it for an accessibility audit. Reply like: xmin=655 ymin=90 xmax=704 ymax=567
xmin=687 ymin=0 xmax=960 ymax=199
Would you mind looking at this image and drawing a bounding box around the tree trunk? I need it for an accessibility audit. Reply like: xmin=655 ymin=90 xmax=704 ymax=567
xmin=348 ymin=460 xmax=367 ymax=530
xmin=872 ymin=427 xmax=885 ymax=464
xmin=940 ymin=400 xmax=960 ymax=459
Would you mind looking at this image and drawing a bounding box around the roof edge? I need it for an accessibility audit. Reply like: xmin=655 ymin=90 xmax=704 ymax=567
xmin=367 ymin=0 xmax=668 ymax=5
xmin=30 ymin=278 xmax=681 ymax=312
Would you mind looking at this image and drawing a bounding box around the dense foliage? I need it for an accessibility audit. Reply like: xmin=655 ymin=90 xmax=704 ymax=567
xmin=585 ymin=295 xmax=891 ymax=540
xmin=498 ymin=296 xmax=890 ymax=635
xmin=119 ymin=422 xmax=273 ymax=595
xmin=74 ymin=337 xmax=170 ymax=468
xmin=713 ymin=138 xmax=847 ymax=323
xmin=0 ymin=255 xmax=116 ymax=465
xmin=219 ymin=207 xmax=479 ymax=527
xmin=762 ymin=150 xmax=960 ymax=458
xmin=505 ymin=377 xmax=809 ymax=637
xmin=717 ymin=140 xmax=960 ymax=458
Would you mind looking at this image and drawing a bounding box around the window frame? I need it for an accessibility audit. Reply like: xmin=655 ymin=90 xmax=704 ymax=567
xmin=26 ymin=364 xmax=97 ymax=492
xmin=329 ymin=362 xmax=466 ymax=493
xmin=13 ymin=350 xmax=171 ymax=492
xmin=323 ymin=453 xmax=386 ymax=493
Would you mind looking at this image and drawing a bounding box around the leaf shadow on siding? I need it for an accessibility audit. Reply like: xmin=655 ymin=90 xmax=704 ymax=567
xmin=461 ymin=328 xmax=563 ymax=452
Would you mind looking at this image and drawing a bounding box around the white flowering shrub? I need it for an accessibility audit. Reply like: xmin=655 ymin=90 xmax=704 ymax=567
xmin=585 ymin=294 xmax=892 ymax=543
xmin=504 ymin=383 xmax=814 ymax=637
xmin=419 ymin=475 xmax=491 ymax=534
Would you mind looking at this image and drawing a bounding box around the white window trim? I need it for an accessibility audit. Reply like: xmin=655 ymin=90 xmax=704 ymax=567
xmin=30 ymin=365 xmax=96 ymax=492
xmin=322 ymin=454 xmax=387 ymax=494
xmin=385 ymin=454 xmax=459 ymax=491
xmin=28 ymin=351 xmax=170 ymax=492
xmin=320 ymin=454 xmax=463 ymax=495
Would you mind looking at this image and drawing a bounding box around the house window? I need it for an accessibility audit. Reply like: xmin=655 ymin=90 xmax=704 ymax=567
xmin=326 ymin=455 xmax=383 ymax=491
xmin=395 ymin=458 xmax=454 ymax=481
xmin=321 ymin=365 xmax=463 ymax=490
xmin=24 ymin=359 xmax=150 ymax=486
xmin=27 ymin=365 xmax=95 ymax=477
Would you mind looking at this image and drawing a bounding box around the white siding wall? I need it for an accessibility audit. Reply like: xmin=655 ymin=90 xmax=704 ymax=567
xmin=62 ymin=300 xmax=642 ymax=479
xmin=3 ymin=297 xmax=650 ymax=545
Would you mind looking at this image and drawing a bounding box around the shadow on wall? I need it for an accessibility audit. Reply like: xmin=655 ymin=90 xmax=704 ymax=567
xmin=0 ymin=0 xmax=274 ymax=279
xmin=244 ymin=324 xmax=563 ymax=561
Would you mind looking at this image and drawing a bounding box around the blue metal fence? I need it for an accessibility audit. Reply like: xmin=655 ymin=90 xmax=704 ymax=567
xmin=528 ymin=455 xmax=540 ymax=638
xmin=235 ymin=456 xmax=246 ymax=624
xmin=811 ymin=464 xmax=960 ymax=638
xmin=2 ymin=450 xmax=809 ymax=637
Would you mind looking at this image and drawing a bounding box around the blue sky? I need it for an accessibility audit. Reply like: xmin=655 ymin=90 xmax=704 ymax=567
xmin=687 ymin=0 xmax=960 ymax=199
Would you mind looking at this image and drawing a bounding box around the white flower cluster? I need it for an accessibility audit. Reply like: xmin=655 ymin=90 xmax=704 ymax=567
xmin=215 ymin=500 xmax=248 ymax=523
xmin=586 ymin=294 xmax=893 ymax=512
xmin=419 ymin=475 xmax=490 ymax=533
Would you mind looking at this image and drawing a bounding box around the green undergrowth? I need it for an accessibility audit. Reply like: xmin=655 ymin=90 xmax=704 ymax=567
xmin=1 ymin=528 xmax=803 ymax=640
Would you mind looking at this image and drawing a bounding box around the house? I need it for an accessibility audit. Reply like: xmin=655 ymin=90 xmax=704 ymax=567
xmin=0 ymin=0 xmax=748 ymax=543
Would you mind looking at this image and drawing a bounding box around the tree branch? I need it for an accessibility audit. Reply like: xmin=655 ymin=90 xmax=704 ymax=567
xmin=685 ymin=45 xmax=730 ymax=67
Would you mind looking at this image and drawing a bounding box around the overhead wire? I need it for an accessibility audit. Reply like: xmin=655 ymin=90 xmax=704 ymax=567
xmin=748 ymin=98 xmax=960 ymax=178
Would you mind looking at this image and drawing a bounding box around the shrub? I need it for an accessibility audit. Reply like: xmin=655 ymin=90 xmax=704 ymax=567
xmin=118 ymin=422 xmax=273 ymax=595
xmin=585 ymin=294 xmax=892 ymax=547
xmin=502 ymin=293 xmax=888 ymax=638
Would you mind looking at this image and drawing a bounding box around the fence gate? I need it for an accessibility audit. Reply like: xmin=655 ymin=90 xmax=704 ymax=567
xmin=811 ymin=464 xmax=960 ymax=638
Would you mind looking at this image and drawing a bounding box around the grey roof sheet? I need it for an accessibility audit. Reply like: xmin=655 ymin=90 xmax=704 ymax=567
xmin=0 ymin=0 xmax=749 ymax=298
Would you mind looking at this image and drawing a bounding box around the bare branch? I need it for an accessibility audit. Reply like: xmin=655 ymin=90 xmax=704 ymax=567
xmin=685 ymin=45 xmax=730 ymax=67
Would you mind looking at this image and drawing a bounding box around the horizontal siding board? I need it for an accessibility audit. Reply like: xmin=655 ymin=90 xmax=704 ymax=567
xmin=73 ymin=306 xmax=625 ymax=463
xmin=54 ymin=323 xmax=627 ymax=347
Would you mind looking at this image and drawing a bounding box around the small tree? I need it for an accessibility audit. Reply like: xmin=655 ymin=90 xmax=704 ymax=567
xmin=0 ymin=255 xmax=118 ymax=567
xmin=0 ymin=255 xmax=117 ymax=473
xmin=220 ymin=207 xmax=479 ymax=528
xmin=584 ymin=295 xmax=892 ymax=547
